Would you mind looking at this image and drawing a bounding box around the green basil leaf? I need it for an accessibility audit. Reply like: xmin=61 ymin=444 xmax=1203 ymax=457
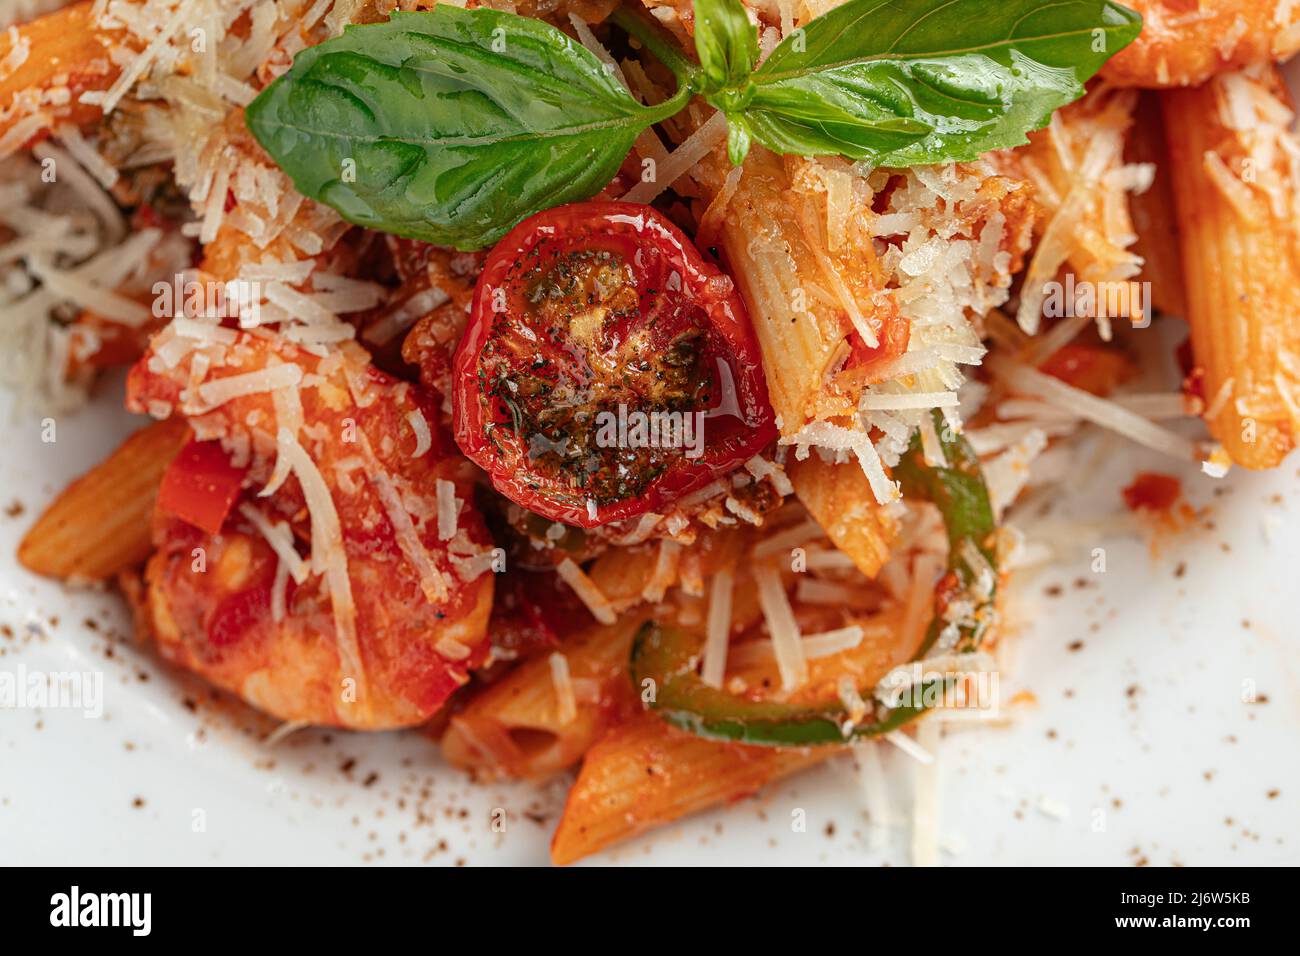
xmin=245 ymin=8 xmax=685 ymax=251
xmin=726 ymin=115 xmax=752 ymax=167
xmin=742 ymin=0 xmax=1142 ymax=166
xmin=693 ymin=0 xmax=758 ymax=92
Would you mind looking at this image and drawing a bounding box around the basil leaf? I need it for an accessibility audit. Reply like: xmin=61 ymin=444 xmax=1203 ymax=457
xmin=693 ymin=0 xmax=758 ymax=92
xmin=245 ymin=8 xmax=685 ymax=251
xmin=742 ymin=0 xmax=1142 ymax=166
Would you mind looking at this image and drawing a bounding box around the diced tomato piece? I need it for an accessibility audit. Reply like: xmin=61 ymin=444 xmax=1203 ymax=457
xmin=844 ymin=309 xmax=910 ymax=380
xmin=157 ymin=439 xmax=247 ymax=535
xmin=1040 ymin=344 xmax=1135 ymax=396
xmin=1122 ymin=471 xmax=1183 ymax=514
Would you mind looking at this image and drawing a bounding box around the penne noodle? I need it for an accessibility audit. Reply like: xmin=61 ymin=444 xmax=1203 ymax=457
xmin=587 ymin=523 xmax=753 ymax=613
xmin=1013 ymin=86 xmax=1147 ymax=336
xmin=1126 ymin=92 xmax=1188 ymax=319
xmin=550 ymin=713 xmax=832 ymax=865
xmin=786 ymin=454 xmax=897 ymax=579
xmin=549 ymin=600 xmax=914 ymax=863
xmin=0 ymin=2 xmax=127 ymax=157
xmin=440 ymin=614 xmax=648 ymax=780
xmin=1161 ymin=66 xmax=1300 ymax=469
xmin=18 ymin=418 xmax=189 ymax=581
xmin=716 ymin=149 xmax=843 ymax=431
xmin=1102 ymin=0 xmax=1300 ymax=90
xmin=694 ymin=146 xmax=860 ymax=432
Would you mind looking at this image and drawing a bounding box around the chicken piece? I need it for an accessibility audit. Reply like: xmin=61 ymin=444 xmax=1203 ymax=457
xmin=127 ymin=329 xmax=496 ymax=729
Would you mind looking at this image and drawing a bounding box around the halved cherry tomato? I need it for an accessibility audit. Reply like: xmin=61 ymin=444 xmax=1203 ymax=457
xmin=157 ymin=438 xmax=247 ymax=535
xmin=452 ymin=201 xmax=777 ymax=528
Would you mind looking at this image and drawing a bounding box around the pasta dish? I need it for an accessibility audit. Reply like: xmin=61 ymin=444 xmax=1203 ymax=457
xmin=3 ymin=0 xmax=1298 ymax=865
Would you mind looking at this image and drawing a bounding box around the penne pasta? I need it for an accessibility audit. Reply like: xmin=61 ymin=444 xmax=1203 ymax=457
xmin=1161 ymin=66 xmax=1300 ymax=468
xmin=705 ymin=146 xmax=851 ymax=432
xmin=0 ymin=2 xmax=126 ymax=157
xmin=1126 ymin=92 xmax=1188 ymax=319
xmin=1012 ymin=86 xmax=1148 ymax=336
xmin=786 ymin=454 xmax=897 ymax=579
xmin=18 ymin=418 xmax=189 ymax=581
xmin=1102 ymin=0 xmax=1300 ymax=89
xmin=550 ymin=713 xmax=832 ymax=865
xmin=549 ymin=599 xmax=913 ymax=863
xmin=440 ymin=614 xmax=648 ymax=780
xmin=586 ymin=522 xmax=753 ymax=612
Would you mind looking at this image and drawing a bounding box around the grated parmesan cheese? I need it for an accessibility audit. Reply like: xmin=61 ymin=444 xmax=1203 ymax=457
xmin=406 ymin=408 xmax=432 ymax=457
xmin=908 ymin=719 xmax=941 ymax=866
xmin=277 ymin=428 xmax=366 ymax=711
xmin=195 ymin=362 xmax=302 ymax=411
xmin=753 ymin=561 xmax=807 ymax=691
xmin=435 ymin=478 xmax=458 ymax=542
xmin=557 ymin=558 xmax=617 ymax=626
xmin=360 ymin=430 xmax=449 ymax=605
xmin=621 ymin=111 xmax=728 ymax=205
xmin=987 ymin=355 xmax=1199 ymax=461
xmin=549 ymin=652 xmax=577 ymax=725
xmin=727 ymin=624 xmax=867 ymax=669
xmin=700 ymin=567 xmax=734 ymax=688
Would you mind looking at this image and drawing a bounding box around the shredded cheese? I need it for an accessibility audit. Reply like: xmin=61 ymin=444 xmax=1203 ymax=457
xmin=641 ymin=538 xmax=681 ymax=603
xmin=728 ymin=625 xmax=867 ymax=668
xmin=361 ymin=431 xmax=450 ymax=605
xmin=277 ymin=428 xmax=366 ymax=711
xmin=557 ymin=558 xmax=617 ymax=626
xmin=549 ymin=652 xmax=577 ymax=725
xmin=988 ymin=355 xmax=1199 ymax=461
xmin=701 ymin=567 xmax=734 ymax=688
xmin=909 ymin=719 xmax=941 ymax=866
xmin=196 ymin=362 xmax=303 ymax=410
xmin=406 ymin=408 xmax=432 ymax=457
xmin=621 ymin=111 xmax=728 ymax=205
xmin=238 ymin=502 xmax=308 ymax=585
xmin=435 ymin=478 xmax=458 ymax=542
xmin=753 ymin=562 xmax=807 ymax=691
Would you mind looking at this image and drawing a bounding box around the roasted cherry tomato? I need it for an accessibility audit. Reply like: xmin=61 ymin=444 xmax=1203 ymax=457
xmin=452 ymin=201 xmax=777 ymax=528
xmin=157 ymin=438 xmax=247 ymax=535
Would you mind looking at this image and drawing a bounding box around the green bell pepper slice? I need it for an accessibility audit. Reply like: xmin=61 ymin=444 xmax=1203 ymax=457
xmin=630 ymin=412 xmax=998 ymax=746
